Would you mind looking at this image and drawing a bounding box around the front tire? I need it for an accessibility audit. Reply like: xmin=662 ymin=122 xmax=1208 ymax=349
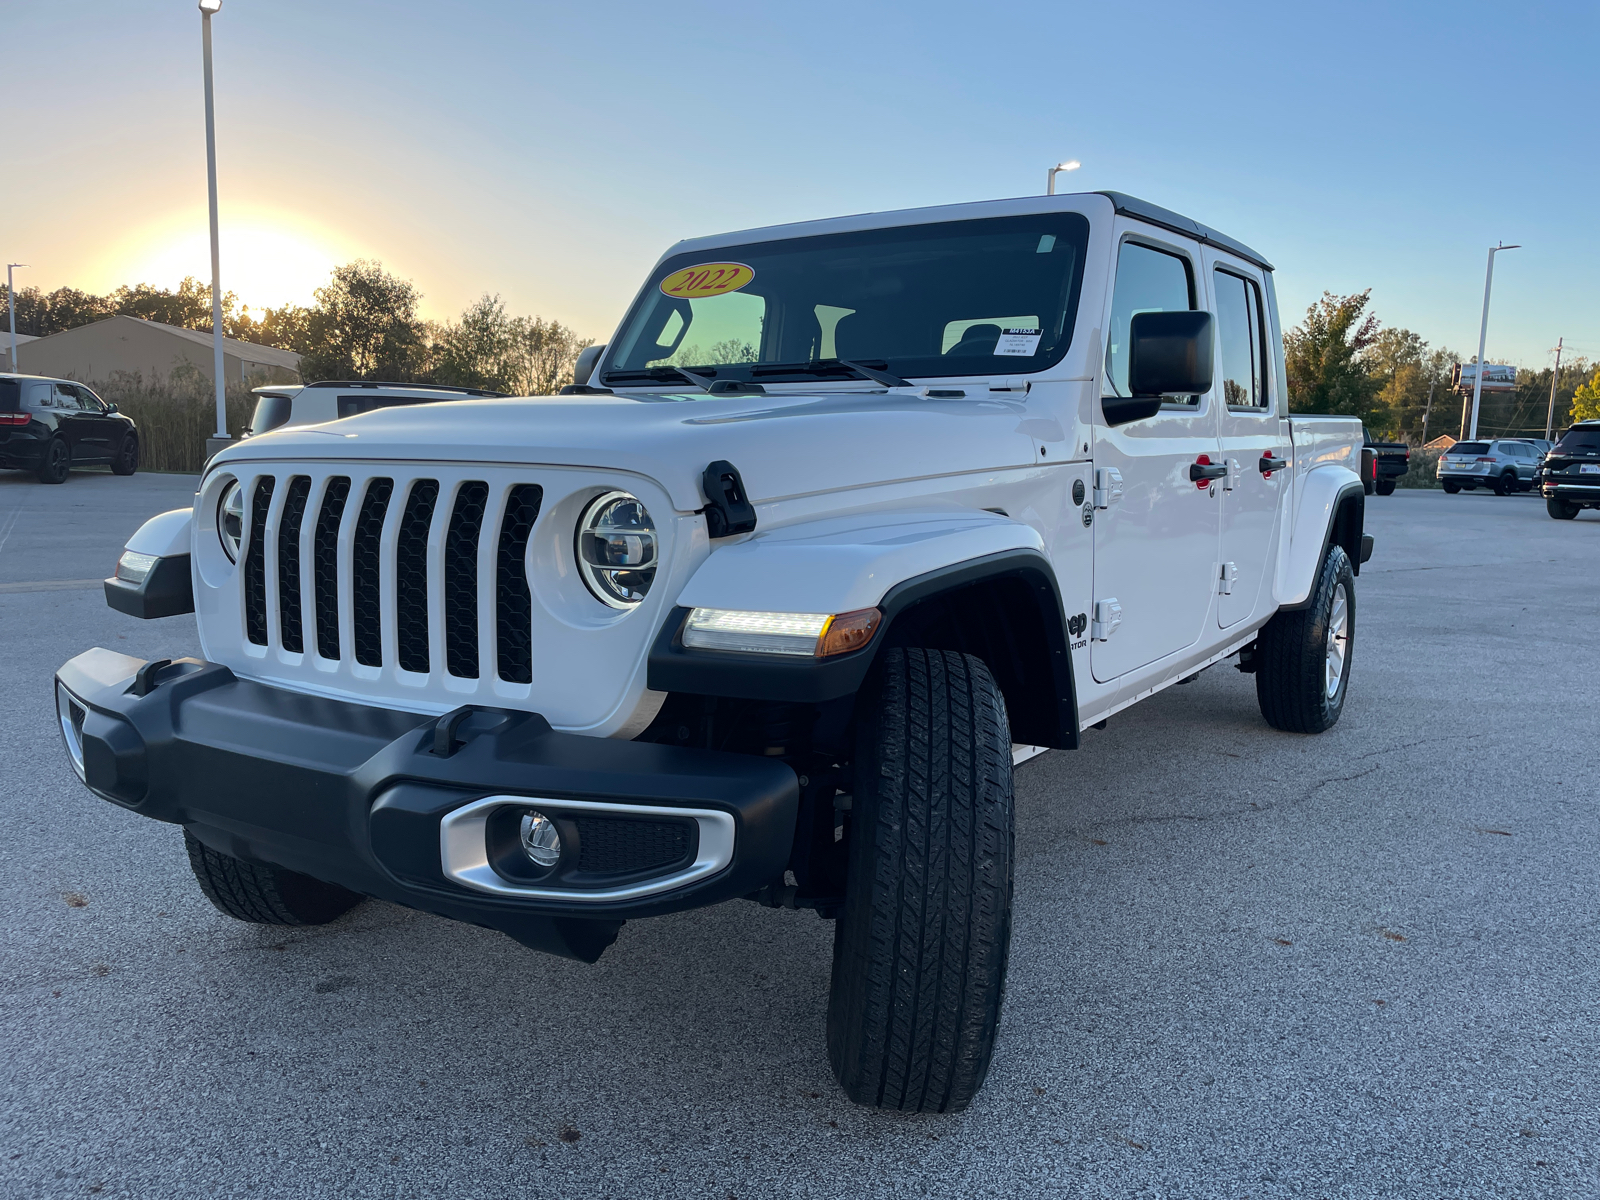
xmin=110 ymin=434 xmax=139 ymax=476
xmin=1547 ymin=496 xmax=1580 ymax=520
xmin=36 ymin=438 xmax=70 ymax=484
xmin=1375 ymin=479 xmax=1396 ymax=496
xmin=184 ymin=829 xmax=362 ymax=925
xmin=827 ymin=648 xmax=1014 ymax=1113
xmin=1255 ymin=545 xmax=1355 ymax=734
xmin=1442 ymin=481 xmax=1461 ymax=494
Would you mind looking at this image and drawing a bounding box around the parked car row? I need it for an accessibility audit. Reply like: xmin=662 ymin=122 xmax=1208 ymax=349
xmin=1437 ymin=438 xmax=1548 ymax=496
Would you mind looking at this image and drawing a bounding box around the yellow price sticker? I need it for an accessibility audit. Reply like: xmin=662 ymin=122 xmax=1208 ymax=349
xmin=659 ymin=262 xmax=755 ymax=300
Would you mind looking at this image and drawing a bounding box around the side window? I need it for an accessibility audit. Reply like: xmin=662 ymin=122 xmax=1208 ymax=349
xmin=26 ymin=382 xmax=53 ymax=407
xmin=1104 ymin=242 xmax=1196 ymax=402
xmin=53 ymin=383 xmax=84 ymax=411
xmin=72 ymin=385 xmax=106 ymax=412
xmin=1213 ymin=268 xmax=1269 ymax=410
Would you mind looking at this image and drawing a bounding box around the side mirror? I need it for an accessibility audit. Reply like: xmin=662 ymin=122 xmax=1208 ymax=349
xmin=1103 ymin=311 xmax=1214 ymax=427
xmin=574 ymin=343 xmax=606 ymax=388
xmin=105 ymin=402 xmax=118 ymax=414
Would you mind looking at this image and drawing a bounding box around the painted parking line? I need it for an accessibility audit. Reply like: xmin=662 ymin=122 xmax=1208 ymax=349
xmin=0 ymin=578 xmax=103 ymax=593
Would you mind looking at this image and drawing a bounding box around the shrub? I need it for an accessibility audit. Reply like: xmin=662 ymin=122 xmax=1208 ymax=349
xmin=1398 ymin=443 xmax=1444 ymax=489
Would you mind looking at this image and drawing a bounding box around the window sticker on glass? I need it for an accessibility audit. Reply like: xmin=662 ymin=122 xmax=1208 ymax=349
xmin=659 ymin=262 xmax=755 ymax=300
xmin=994 ymin=327 xmax=1042 ymax=356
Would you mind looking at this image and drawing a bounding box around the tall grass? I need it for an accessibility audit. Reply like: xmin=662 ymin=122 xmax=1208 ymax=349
xmin=92 ymin=365 xmax=260 ymax=473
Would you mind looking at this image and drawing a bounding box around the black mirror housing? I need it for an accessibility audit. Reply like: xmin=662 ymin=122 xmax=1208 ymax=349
xmin=1128 ymin=310 xmax=1213 ymax=398
xmin=573 ymin=343 xmax=607 ymax=388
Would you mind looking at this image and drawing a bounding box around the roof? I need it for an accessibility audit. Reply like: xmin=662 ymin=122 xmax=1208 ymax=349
xmin=22 ymin=315 xmax=301 ymax=369
xmin=1095 ymin=192 xmax=1273 ymax=271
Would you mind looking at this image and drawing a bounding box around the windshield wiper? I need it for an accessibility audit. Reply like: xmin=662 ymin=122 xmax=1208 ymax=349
xmin=750 ymin=359 xmax=913 ymax=389
xmin=601 ymin=365 xmax=713 ymax=393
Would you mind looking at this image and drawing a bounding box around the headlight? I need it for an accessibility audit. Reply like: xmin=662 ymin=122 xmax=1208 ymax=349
xmin=217 ymin=479 xmax=244 ymax=563
xmin=576 ymin=490 xmax=657 ymax=608
xmin=115 ymin=550 xmax=160 ymax=585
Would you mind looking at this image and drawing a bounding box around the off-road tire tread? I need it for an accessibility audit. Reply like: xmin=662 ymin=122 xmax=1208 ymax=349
xmin=1255 ymin=545 xmax=1354 ymax=734
xmin=183 ymin=829 xmax=361 ymax=925
xmin=827 ymin=648 xmax=1014 ymax=1113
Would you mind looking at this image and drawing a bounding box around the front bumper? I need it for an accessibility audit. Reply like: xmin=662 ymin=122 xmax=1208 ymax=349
xmin=54 ymin=649 xmax=798 ymax=960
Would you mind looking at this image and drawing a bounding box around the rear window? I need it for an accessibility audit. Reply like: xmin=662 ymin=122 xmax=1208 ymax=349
xmin=0 ymin=379 xmax=17 ymax=411
xmin=1450 ymin=442 xmax=1490 ymax=455
xmin=1556 ymin=428 xmax=1600 ymax=454
xmin=249 ymin=393 xmax=293 ymax=435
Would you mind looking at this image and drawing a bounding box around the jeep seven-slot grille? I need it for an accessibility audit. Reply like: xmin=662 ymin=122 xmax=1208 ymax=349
xmin=238 ymin=472 xmax=547 ymax=684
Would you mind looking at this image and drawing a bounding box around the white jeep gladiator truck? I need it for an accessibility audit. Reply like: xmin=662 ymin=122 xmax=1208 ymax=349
xmin=55 ymin=191 xmax=1371 ymax=1113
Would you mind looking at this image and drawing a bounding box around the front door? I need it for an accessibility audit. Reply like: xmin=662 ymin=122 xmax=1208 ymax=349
xmin=1205 ymin=255 xmax=1290 ymax=629
xmin=1091 ymin=233 xmax=1221 ymax=683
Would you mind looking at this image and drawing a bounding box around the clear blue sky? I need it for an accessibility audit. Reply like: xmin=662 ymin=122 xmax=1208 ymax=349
xmin=9 ymin=0 xmax=1597 ymax=371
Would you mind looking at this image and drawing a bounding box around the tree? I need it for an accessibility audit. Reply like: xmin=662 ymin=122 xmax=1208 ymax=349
xmin=427 ymin=295 xmax=589 ymax=394
xmin=297 ymin=260 xmax=427 ymax=382
xmin=1284 ymin=290 xmax=1383 ymax=423
xmin=1572 ymin=368 xmax=1600 ymax=424
xmin=1364 ymin=326 xmax=1458 ymax=438
xmin=109 ymin=277 xmax=230 ymax=330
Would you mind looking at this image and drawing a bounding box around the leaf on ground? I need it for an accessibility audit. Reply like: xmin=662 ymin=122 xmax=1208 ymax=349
xmin=1474 ymin=828 xmax=1513 ymax=836
xmin=558 ymin=1124 xmax=581 ymax=1144
xmin=64 ymin=892 xmax=88 ymax=908
xmin=1088 ymin=838 xmax=1109 ymax=846
xmin=1272 ymin=938 xmax=1293 ymax=946
xmin=1379 ymin=929 xmax=1406 ymax=942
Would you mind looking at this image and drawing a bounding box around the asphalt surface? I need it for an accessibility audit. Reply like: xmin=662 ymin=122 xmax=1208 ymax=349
xmin=3 ymin=469 xmax=1598 ymax=1199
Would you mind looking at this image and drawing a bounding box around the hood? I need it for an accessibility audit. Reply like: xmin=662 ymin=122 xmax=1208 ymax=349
xmin=212 ymin=387 xmax=1040 ymax=512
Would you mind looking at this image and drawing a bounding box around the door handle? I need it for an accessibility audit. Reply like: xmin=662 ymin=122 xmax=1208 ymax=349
xmin=1189 ymin=458 xmax=1227 ymax=483
xmin=1258 ymin=454 xmax=1289 ymax=475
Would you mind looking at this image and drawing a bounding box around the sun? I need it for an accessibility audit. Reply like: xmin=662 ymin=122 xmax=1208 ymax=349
xmin=105 ymin=212 xmax=357 ymax=312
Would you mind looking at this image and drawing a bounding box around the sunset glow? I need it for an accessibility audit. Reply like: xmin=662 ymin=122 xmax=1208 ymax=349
xmin=102 ymin=212 xmax=359 ymax=311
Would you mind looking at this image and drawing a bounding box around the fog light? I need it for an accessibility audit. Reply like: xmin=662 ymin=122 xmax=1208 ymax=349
xmin=519 ymin=811 xmax=561 ymax=868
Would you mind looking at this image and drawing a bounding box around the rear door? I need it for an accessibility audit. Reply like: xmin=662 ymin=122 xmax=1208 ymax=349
xmin=1204 ymin=252 xmax=1289 ymax=629
xmin=1091 ymin=229 xmax=1221 ymax=682
xmin=51 ymin=383 xmax=97 ymax=460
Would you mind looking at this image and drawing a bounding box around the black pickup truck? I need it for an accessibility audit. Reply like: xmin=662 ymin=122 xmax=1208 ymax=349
xmin=1363 ymin=427 xmax=1410 ymax=496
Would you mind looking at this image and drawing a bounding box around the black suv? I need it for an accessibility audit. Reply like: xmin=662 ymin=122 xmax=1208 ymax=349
xmin=0 ymin=374 xmax=139 ymax=484
xmin=1540 ymin=421 xmax=1600 ymax=519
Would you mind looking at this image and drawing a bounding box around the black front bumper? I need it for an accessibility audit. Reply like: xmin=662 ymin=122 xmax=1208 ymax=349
xmin=54 ymin=649 xmax=798 ymax=960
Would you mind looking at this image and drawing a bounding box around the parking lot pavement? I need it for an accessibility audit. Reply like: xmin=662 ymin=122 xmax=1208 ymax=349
xmin=2 ymin=483 xmax=1597 ymax=1200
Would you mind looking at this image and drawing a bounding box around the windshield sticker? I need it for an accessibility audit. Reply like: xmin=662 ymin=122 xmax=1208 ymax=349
xmin=994 ymin=327 xmax=1042 ymax=356
xmin=660 ymin=262 xmax=755 ymax=301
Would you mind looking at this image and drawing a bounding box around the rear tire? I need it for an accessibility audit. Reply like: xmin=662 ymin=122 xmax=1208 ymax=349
xmin=184 ymin=829 xmax=362 ymax=925
xmin=110 ymin=434 xmax=139 ymax=476
xmin=1547 ymin=496 xmax=1580 ymax=520
xmin=1442 ymin=482 xmax=1461 ymax=494
xmin=1375 ymin=479 xmax=1396 ymax=496
xmin=1493 ymin=472 xmax=1514 ymax=496
xmin=36 ymin=438 xmax=70 ymax=484
xmin=827 ymin=648 xmax=1014 ymax=1113
xmin=1255 ymin=545 xmax=1355 ymax=734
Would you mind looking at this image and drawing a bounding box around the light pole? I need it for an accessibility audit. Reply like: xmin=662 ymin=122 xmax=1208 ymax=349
xmin=200 ymin=0 xmax=229 ymax=456
xmin=1046 ymin=161 xmax=1080 ymax=195
xmin=1467 ymin=241 xmax=1519 ymax=440
xmin=1546 ymin=337 xmax=1563 ymax=441
xmin=6 ymin=263 xmax=26 ymax=372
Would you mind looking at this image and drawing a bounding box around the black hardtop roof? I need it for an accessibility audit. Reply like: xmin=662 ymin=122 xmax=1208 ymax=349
xmin=1096 ymin=191 xmax=1273 ymax=272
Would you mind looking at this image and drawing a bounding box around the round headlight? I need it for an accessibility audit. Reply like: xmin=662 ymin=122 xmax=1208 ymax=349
xmin=576 ymin=490 xmax=657 ymax=608
xmin=217 ymin=480 xmax=244 ymax=563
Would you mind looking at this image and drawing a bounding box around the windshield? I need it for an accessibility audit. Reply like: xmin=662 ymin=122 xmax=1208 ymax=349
xmin=605 ymin=213 xmax=1091 ymax=386
xmin=1555 ymin=427 xmax=1600 ymax=454
xmin=1450 ymin=442 xmax=1489 ymax=455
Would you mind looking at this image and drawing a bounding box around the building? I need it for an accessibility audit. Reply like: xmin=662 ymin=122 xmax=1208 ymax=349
xmin=1424 ymin=435 xmax=1458 ymax=451
xmin=14 ymin=315 xmax=300 ymax=386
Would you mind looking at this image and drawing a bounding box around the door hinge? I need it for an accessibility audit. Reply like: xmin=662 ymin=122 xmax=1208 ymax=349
xmin=1092 ymin=598 xmax=1122 ymax=640
xmin=1224 ymin=457 xmax=1241 ymax=491
xmin=1093 ymin=467 xmax=1123 ymax=509
xmin=1219 ymin=561 xmax=1237 ymax=595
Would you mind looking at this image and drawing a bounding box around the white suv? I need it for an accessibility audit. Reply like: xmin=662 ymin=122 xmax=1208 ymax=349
xmin=57 ymin=190 xmax=1371 ymax=1113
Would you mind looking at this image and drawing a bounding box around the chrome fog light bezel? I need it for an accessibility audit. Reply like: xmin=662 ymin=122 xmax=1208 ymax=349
xmin=56 ymin=683 xmax=87 ymax=782
xmin=575 ymin=489 xmax=658 ymax=609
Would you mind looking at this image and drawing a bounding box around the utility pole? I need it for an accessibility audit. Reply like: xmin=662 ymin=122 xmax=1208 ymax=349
xmin=1546 ymin=337 xmax=1563 ymax=441
xmin=6 ymin=263 xmax=26 ymax=372
xmin=1421 ymin=378 xmax=1437 ymax=447
xmin=200 ymin=0 xmax=229 ymax=459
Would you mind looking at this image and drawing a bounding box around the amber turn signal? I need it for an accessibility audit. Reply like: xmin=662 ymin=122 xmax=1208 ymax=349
xmin=817 ymin=608 xmax=881 ymax=658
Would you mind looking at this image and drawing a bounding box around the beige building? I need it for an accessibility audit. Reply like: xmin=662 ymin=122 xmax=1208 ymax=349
xmin=15 ymin=315 xmax=300 ymax=386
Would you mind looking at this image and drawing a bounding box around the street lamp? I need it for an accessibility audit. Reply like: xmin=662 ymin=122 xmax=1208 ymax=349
xmin=200 ymin=0 xmax=228 ymax=456
xmin=1467 ymin=241 xmax=1519 ymax=441
xmin=6 ymin=263 xmax=26 ymax=372
xmin=1047 ymin=161 xmax=1080 ymax=195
